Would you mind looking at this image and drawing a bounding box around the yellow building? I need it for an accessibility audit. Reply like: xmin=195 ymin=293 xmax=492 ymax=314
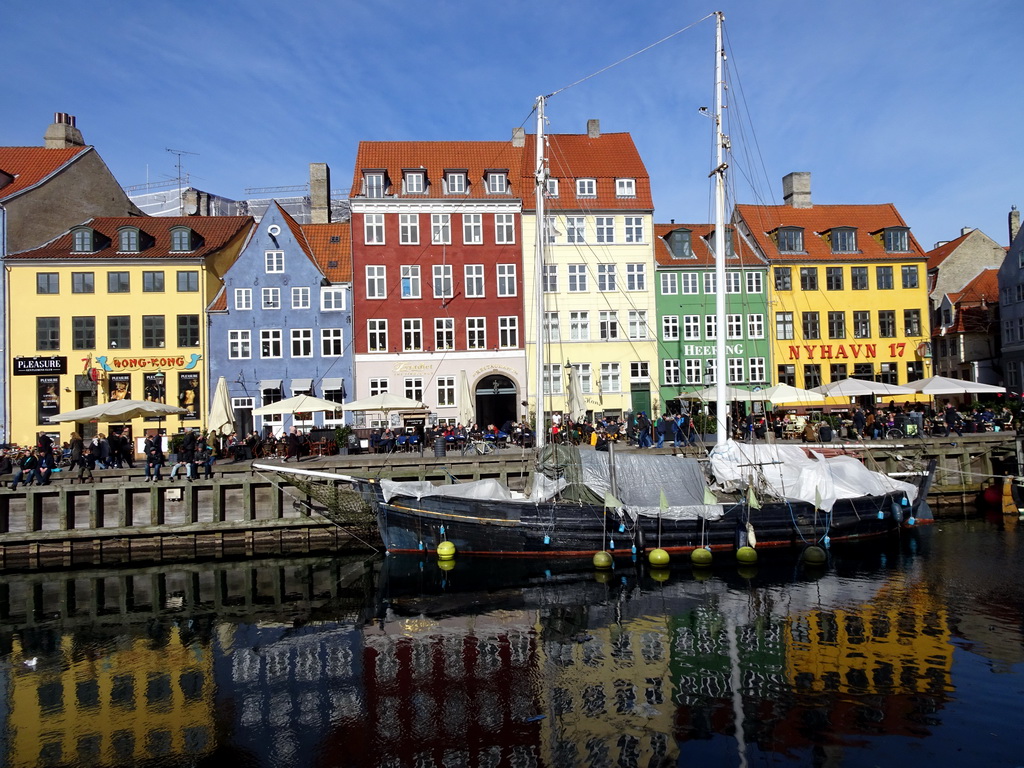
xmin=4 ymin=215 xmax=253 ymax=448
xmin=7 ymin=629 xmax=215 ymax=767
xmin=735 ymin=173 xmax=932 ymax=394
xmin=520 ymin=123 xmax=659 ymax=422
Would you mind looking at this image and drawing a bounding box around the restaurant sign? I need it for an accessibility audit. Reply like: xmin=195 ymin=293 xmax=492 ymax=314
xmin=14 ymin=356 xmax=67 ymax=375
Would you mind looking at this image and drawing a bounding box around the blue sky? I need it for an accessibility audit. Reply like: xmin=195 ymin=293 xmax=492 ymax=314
xmin=3 ymin=0 xmax=1021 ymax=251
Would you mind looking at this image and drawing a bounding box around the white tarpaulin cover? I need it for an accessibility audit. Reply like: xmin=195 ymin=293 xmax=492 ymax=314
xmin=579 ymin=451 xmax=726 ymax=522
xmin=380 ymin=478 xmax=515 ymax=503
xmin=708 ymin=439 xmax=918 ymax=512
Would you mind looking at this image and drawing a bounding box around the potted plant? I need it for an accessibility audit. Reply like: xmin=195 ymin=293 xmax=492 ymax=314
xmin=168 ymin=432 xmax=185 ymax=463
xmin=334 ymin=425 xmax=353 ymax=455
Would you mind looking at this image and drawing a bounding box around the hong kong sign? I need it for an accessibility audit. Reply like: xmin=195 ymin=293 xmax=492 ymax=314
xmin=14 ymin=356 xmax=67 ymax=375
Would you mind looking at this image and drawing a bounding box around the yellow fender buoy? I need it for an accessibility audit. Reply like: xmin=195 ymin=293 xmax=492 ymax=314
xmin=648 ymin=548 xmax=670 ymax=567
xmin=593 ymin=550 xmax=614 ymax=569
xmin=736 ymin=546 xmax=757 ymax=564
xmin=691 ymin=547 xmax=713 ymax=567
xmin=437 ymin=559 xmax=455 ymax=572
xmin=437 ymin=540 xmax=456 ymax=560
xmin=650 ymin=568 xmax=670 ymax=583
xmin=802 ymin=545 xmax=827 ymax=565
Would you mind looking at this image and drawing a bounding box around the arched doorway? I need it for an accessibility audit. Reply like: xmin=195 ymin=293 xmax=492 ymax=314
xmin=475 ymin=374 xmax=517 ymax=429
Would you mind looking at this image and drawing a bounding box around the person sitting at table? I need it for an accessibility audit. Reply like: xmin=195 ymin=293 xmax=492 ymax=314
xmin=380 ymin=427 xmax=396 ymax=453
xmin=369 ymin=429 xmax=382 ymax=453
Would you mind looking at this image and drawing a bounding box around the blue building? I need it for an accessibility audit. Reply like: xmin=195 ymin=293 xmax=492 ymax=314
xmin=207 ymin=201 xmax=352 ymax=436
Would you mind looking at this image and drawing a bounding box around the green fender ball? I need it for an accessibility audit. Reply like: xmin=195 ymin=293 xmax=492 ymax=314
xmin=648 ymin=548 xmax=670 ymax=567
xmin=437 ymin=540 xmax=456 ymax=560
xmin=736 ymin=546 xmax=758 ymax=564
xmin=691 ymin=547 xmax=713 ymax=567
xmin=593 ymin=550 xmax=614 ymax=569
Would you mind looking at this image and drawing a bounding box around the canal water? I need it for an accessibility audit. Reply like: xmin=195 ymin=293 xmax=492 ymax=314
xmin=0 ymin=514 xmax=1021 ymax=768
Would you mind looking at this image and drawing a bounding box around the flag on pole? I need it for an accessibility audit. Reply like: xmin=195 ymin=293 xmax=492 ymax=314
xmin=747 ymin=486 xmax=760 ymax=510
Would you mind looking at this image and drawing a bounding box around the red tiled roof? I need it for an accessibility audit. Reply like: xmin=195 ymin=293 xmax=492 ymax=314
xmin=653 ymin=222 xmax=762 ymax=267
xmin=208 ymin=286 xmax=228 ymax=312
xmin=6 ymin=215 xmax=255 ymax=259
xmin=302 ymin=222 xmax=352 ymax=283
xmin=925 ymin=230 xmax=972 ymax=271
xmin=523 ymin=133 xmax=652 ymax=211
xmin=0 ymin=146 xmax=92 ymax=201
xmin=351 ymin=141 xmax=525 ymax=198
xmin=734 ymin=203 xmax=926 ymax=262
xmin=277 ymin=203 xmax=315 ymax=263
xmin=950 ymin=268 xmax=999 ymax=305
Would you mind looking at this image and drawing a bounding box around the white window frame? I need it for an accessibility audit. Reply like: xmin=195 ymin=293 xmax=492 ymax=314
xmin=748 ymin=314 xmax=765 ymax=339
xmin=495 ymin=213 xmax=515 ymax=244
xmin=404 ymin=377 xmax=424 ymax=402
xmin=542 ymin=264 xmax=558 ymax=293
xmin=703 ymin=273 xmax=717 ymax=294
xmin=234 ymin=288 xmax=252 ymax=311
xmin=681 ymin=273 xmax=699 ymax=294
xmin=403 ymin=318 xmax=423 ymax=351
xmin=685 ymin=359 xmax=703 ymax=384
xmin=434 ymin=317 xmax=455 ymax=351
xmin=404 ymin=171 xmax=425 ymax=194
xmin=265 ymin=251 xmax=284 ymax=273
xmin=626 ymin=264 xmax=646 ymax=291
xmin=291 ymin=328 xmax=313 ymax=357
xmin=728 ymin=358 xmax=745 ymax=384
xmin=321 ymin=287 xmax=345 ymax=311
xmin=568 ymin=264 xmax=588 ymax=292
xmin=291 ymin=286 xmax=310 ymax=310
xmin=401 ymin=265 xmax=421 ymax=299
xmin=566 ymin=216 xmax=585 ymax=244
xmin=546 ymin=178 xmax=559 ymax=197
xmin=628 ymin=310 xmax=648 ymax=340
xmin=364 ymin=172 xmax=385 ymax=198
xmin=368 ymin=319 xmax=387 ymax=352
xmin=399 ymin=213 xmax=419 ymax=245
xmin=662 ymin=315 xmax=679 ymax=341
xmin=228 ymin=330 xmax=251 ymax=359
xmin=365 ymin=265 xmax=386 ymax=299
xmin=486 ymin=172 xmax=508 ymax=194
xmin=601 ymin=362 xmax=620 ymax=393
xmin=599 ymin=310 xmax=619 ymax=340
xmin=446 ymin=172 xmax=466 ymax=194
xmin=661 ymin=272 xmax=678 ymax=295
xmin=595 ymin=216 xmax=615 ymax=244
xmin=576 ymin=178 xmax=596 ymax=197
xmin=683 ymin=315 xmax=700 ymax=340
xmin=749 ymin=358 xmax=767 ymax=383
xmin=364 ymin=214 xmax=385 ymax=245
xmin=597 ymin=264 xmax=616 ymax=292
xmin=437 ymin=376 xmax=456 ymax=407
xmin=463 ymin=213 xmax=482 ymax=244
xmin=262 ymin=287 xmax=280 ymax=310
xmin=497 ymin=264 xmax=517 ymax=297
xmin=725 ymin=271 xmax=742 ymax=294
xmin=746 ymin=271 xmax=763 ymax=294
xmin=705 ymin=314 xmax=718 ymax=340
xmin=624 ymin=216 xmax=644 ymax=243
xmin=321 ymin=328 xmax=344 ymax=357
xmin=570 ymin=311 xmax=590 ymax=341
xmin=664 ymin=359 xmax=681 ymax=386
xmin=543 ymin=364 xmax=564 ymax=395
xmin=433 ymin=264 xmax=453 ymax=299
xmin=498 ymin=316 xmax=519 ymax=348
xmin=369 ymin=378 xmax=389 ymax=396
xmin=465 ymin=264 xmax=485 ymax=298
xmin=260 ymin=329 xmax=282 ymax=359
xmin=616 ymin=178 xmax=636 ymax=197
xmin=726 ymin=314 xmax=743 ymax=339
xmin=543 ymin=311 xmax=560 ymax=342
xmin=467 ymin=317 xmax=486 ymax=349
xmin=431 ymin=213 xmax=451 ymax=245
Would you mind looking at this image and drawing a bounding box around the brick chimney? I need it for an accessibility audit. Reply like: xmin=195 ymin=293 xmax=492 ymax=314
xmin=44 ymin=112 xmax=85 ymax=149
xmin=512 ymin=127 xmax=525 ymax=147
xmin=1010 ymin=206 xmax=1020 ymax=245
xmin=310 ymin=163 xmax=331 ymax=224
xmin=587 ymin=119 xmax=600 ymax=139
xmin=782 ymin=172 xmax=812 ymax=208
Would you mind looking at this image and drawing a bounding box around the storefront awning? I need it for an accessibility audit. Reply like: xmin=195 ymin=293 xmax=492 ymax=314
xmin=258 ymin=379 xmax=282 ymax=391
xmin=321 ymin=378 xmax=345 ymax=392
xmin=291 ymin=378 xmax=313 ymax=393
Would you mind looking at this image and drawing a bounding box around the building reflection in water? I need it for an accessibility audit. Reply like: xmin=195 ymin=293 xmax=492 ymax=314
xmin=1 ymin=524 xmax=1021 ymax=767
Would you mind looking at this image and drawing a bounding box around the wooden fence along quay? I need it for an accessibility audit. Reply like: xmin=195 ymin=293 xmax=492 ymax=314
xmin=0 ymin=432 xmax=1019 ymax=571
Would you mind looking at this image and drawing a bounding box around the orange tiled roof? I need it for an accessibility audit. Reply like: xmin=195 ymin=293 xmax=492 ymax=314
xmin=950 ymin=268 xmax=999 ymax=305
xmin=208 ymin=286 xmax=228 ymax=312
xmin=0 ymin=146 xmax=91 ymax=201
xmin=277 ymin=203 xmax=315 ymax=263
xmin=6 ymin=215 xmax=255 ymax=259
xmin=937 ymin=305 xmax=994 ymax=336
xmin=734 ymin=203 xmax=926 ymax=262
xmin=925 ymin=230 xmax=972 ymax=270
xmin=523 ymin=133 xmax=652 ymax=211
xmin=302 ymin=221 xmax=352 ymax=283
xmin=351 ymin=141 xmax=525 ymax=198
xmin=653 ymin=222 xmax=762 ymax=267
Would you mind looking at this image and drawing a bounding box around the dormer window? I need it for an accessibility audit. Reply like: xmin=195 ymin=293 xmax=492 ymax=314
xmin=170 ymin=226 xmax=193 ymax=252
xmin=777 ymin=227 xmax=804 ymax=253
xmin=616 ymin=178 xmax=636 ymax=197
xmin=118 ymin=227 xmax=140 ymax=253
xmin=404 ymin=170 xmax=426 ymax=194
xmin=364 ymin=171 xmax=386 ymax=198
xmin=666 ymin=229 xmax=693 ymax=259
xmin=830 ymin=227 xmax=857 ymax=253
xmin=708 ymin=228 xmax=734 ymax=257
xmin=445 ymin=171 xmax=467 ymax=194
xmin=72 ymin=227 xmax=95 ymax=253
xmin=486 ymin=172 xmax=508 ymax=194
xmin=883 ymin=227 xmax=910 ymax=253
xmin=546 ymin=178 xmax=559 ymax=198
xmin=576 ymin=178 xmax=596 ymax=197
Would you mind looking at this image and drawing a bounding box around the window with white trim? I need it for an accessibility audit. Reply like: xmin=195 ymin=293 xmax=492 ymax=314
xmin=291 ymin=286 xmax=310 ymax=310
xmin=599 ymin=311 xmax=619 ymax=340
xmin=228 ymin=330 xmax=250 ymax=359
xmin=746 ymin=271 xmax=763 ymax=294
xmin=399 ymin=213 xmax=419 ymax=244
xmin=260 ymin=329 xmax=282 ymax=358
xmin=265 ymin=251 xmax=284 ymax=273
xmin=631 ymin=361 xmax=649 ymax=382
xmin=542 ymin=364 xmax=563 ymax=395
xmin=467 ymin=317 xmax=486 ymax=349
xmin=624 ymin=217 xmax=644 ymax=243
xmin=626 ymin=264 xmax=646 ymax=291
xmin=683 ymin=315 xmax=700 ymax=340
xmin=570 ymin=311 xmax=590 ymax=341
xmin=291 ymin=328 xmax=312 ymax=357
xmin=404 ymin=377 xmax=424 ymax=401
xmin=437 ymin=376 xmax=455 ymax=407
xmin=495 ymin=213 xmax=515 ymax=244
xmin=463 ymin=213 xmax=482 ymax=244
xmin=662 ymin=315 xmax=679 ymax=341
xmin=404 ymin=171 xmax=425 ymax=194
xmin=664 ymin=359 xmax=681 ymax=385
xmin=726 ymin=314 xmax=743 ymax=339
xmin=681 ymin=273 xmax=699 ymax=294
xmin=486 ymin=172 xmax=508 ymax=193
xmin=431 ymin=213 xmax=451 ymax=245
xmin=497 ymin=264 xmax=516 ymax=296
xmin=685 ymin=359 xmax=703 ymax=384
xmin=369 ymin=378 xmax=388 ymax=396
xmin=597 ymin=264 xmax=616 ymax=292
xmin=573 ymin=363 xmax=593 ymax=394
xmin=568 ymin=264 xmax=587 ymax=292
xmin=543 ymin=215 xmax=557 ymax=244
xmin=705 ymin=314 xmax=718 ymax=340
xmin=368 ymin=319 xmax=387 ymax=351
xmin=401 ymin=265 xmax=420 ymax=299
xmin=435 ymin=317 xmax=454 ymax=351
xmin=596 ymin=217 xmax=615 ymax=243
xmin=601 ymin=362 xmax=620 ymax=393
xmin=234 ymin=288 xmax=251 ymax=310
xmin=403 ymin=318 xmax=422 ymax=351
xmin=661 ymin=272 xmax=678 ymax=295
xmin=498 ymin=316 xmax=518 ymax=348
xmin=321 ymin=287 xmax=345 ymax=310
xmin=465 ymin=264 xmax=484 ymax=298
xmin=546 ymin=178 xmax=559 ymax=197
xmin=628 ymin=310 xmax=648 ymax=339
xmin=728 ymin=358 xmax=745 ymax=384
xmin=705 ymin=359 xmax=718 ymax=384
xmin=366 ymin=265 xmax=386 ymax=299
xmin=566 ymin=216 xmax=585 ymax=243
xmin=262 ymin=287 xmax=280 ymax=310
xmin=749 ymin=358 xmax=766 ymax=383
xmin=703 ymin=273 xmax=717 ymax=294
xmin=725 ymin=271 xmax=742 ymax=293
xmin=446 ymin=172 xmax=466 ymax=194
xmin=321 ymin=328 xmax=344 ymax=356
xmin=542 ymin=264 xmax=558 ymax=293
xmin=364 ymin=214 xmax=384 ymax=244
xmin=364 ymin=172 xmax=385 ymax=198
xmin=577 ymin=178 xmax=596 ymax=197
xmin=543 ymin=312 xmax=560 ymax=342
xmin=432 ymin=264 xmax=452 ymax=299
xmin=748 ymin=314 xmax=765 ymax=338
xmin=616 ymin=178 xmax=636 ymax=197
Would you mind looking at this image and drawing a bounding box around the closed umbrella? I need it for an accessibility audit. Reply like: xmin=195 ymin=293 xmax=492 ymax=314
xmin=458 ymin=372 xmax=475 ymax=426
xmin=566 ymin=365 xmax=587 ymax=421
xmin=207 ymin=376 xmax=234 ymax=435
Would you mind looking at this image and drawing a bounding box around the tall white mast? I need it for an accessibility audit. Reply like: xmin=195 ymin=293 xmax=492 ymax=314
xmin=713 ymin=11 xmax=729 ymax=445
xmin=534 ymin=96 xmax=548 ymax=450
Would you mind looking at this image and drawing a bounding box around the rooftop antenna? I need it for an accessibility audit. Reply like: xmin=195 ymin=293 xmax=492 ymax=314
xmin=166 ymin=148 xmax=199 ymax=215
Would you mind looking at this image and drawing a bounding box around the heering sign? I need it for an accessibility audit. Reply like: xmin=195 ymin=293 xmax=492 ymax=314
xmin=14 ymin=356 xmax=67 ymax=375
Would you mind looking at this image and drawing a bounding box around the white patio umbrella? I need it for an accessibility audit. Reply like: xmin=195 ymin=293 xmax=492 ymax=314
xmin=678 ymin=385 xmax=760 ymax=402
xmin=810 ymin=379 xmax=915 ymax=398
xmin=207 ymin=376 xmax=234 ymax=435
xmin=754 ymin=383 xmax=826 ymax=405
xmin=252 ymin=394 xmax=347 ymax=416
xmin=49 ymin=399 xmax=188 ymax=423
xmin=339 ymin=392 xmax=427 ymax=412
xmin=904 ymin=375 xmax=1006 ymax=396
